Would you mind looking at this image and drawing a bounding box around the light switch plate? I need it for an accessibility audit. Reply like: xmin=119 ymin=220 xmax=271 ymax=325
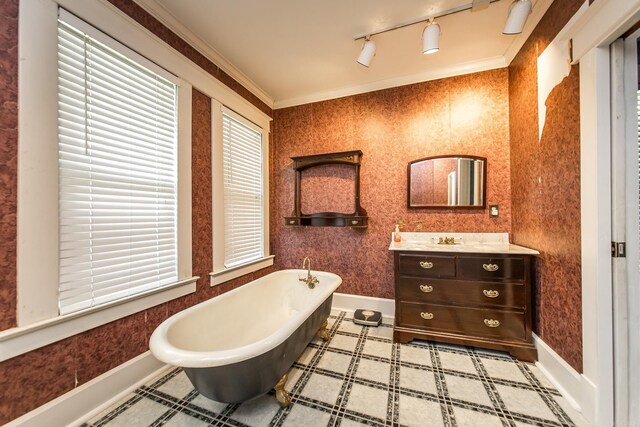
xmin=489 ymin=205 xmax=499 ymax=218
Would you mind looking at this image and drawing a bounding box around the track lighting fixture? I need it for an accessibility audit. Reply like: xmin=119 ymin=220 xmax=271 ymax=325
xmin=422 ymin=19 xmax=440 ymax=55
xmin=353 ymin=0 xmax=531 ymax=66
xmin=357 ymin=37 xmax=376 ymax=67
xmin=502 ymin=0 xmax=532 ymax=35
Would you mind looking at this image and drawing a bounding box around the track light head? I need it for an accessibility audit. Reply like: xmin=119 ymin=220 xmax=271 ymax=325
xmin=503 ymin=0 xmax=532 ymax=35
xmin=422 ymin=19 xmax=440 ymax=55
xmin=357 ymin=38 xmax=376 ymax=67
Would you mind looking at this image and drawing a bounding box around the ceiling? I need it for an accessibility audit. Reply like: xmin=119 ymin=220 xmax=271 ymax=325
xmin=136 ymin=0 xmax=551 ymax=109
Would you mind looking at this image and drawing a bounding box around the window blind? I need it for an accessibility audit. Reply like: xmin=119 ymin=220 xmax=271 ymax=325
xmin=222 ymin=111 xmax=264 ymax=268
xmin=57 ymin=17 xmax=178 ymax=315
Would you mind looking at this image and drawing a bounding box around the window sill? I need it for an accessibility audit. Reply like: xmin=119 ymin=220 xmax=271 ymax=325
xmin=210 ymin=255 xmax=275 ymax=286
xmin=0 ymin=277 xmax=197 ymax=362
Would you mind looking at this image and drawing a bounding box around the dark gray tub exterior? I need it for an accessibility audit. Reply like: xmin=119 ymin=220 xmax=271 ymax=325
xmin=183 ymin=295 xmax=333 ymax=403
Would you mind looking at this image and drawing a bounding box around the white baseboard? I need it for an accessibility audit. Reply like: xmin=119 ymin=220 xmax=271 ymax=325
xmin=332 ymin=293 xmax=395 ymax=319
xmin=533 ymin=333 xmax=584 ymax=411
xmin=7 ymin=351 xmax=170 ymax=427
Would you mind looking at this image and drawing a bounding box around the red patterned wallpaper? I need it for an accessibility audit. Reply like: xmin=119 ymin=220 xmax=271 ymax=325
xmin=0 ymin=0 xmax=18 ymax=331
xmin=509 ymin=0 xmax=584 ymax=372
xmin=271 ymin=69 xmax=511 ymax=299
xmin=300 ymin=165 xmax=356 ymax=214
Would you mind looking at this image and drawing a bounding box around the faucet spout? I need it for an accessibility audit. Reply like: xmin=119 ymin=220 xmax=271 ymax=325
xmin=300 ymin=257 xmax=318 ymax=289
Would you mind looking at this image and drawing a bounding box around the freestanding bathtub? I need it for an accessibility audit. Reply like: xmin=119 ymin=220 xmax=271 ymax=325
xmin=149 ymin=269 xmax=341 ymax=404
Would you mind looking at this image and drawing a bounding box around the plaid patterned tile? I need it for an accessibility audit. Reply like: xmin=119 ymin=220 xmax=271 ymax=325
xmin=397 ymin=394 xmax=445 ymax=427
xmin=227 ymin=394 xmax=280 ymax=426
xmin=83 ymin=311 xmax=586 ymax=427
xmin=344 ymin=383 xmax=389 ymax=422
xmin=354 ymin=357 xmax=391 ymax=385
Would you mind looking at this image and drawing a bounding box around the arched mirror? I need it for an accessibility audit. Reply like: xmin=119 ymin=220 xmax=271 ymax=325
xmin=408 ymin=155 xmax=486 ymax=209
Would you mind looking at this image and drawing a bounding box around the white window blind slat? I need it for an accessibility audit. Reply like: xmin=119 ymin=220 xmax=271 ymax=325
xmin=57 ymin=17 xmax=178 ymax=315
xmin=60 ymin=253 xmax=177 ymax=278
xmin=222 ymin=111 xmax=264 ymax=268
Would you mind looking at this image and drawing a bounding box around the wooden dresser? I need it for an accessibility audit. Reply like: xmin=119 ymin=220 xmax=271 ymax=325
xmin=393 ymin=249 xmax=538 ymax=361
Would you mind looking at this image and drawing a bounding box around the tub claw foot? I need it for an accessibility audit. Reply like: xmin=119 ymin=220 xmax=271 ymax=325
xmin=274 ymin=373 xmax=291 ymax=407
xmin=317 ymin=319 xmax=330 ymax=342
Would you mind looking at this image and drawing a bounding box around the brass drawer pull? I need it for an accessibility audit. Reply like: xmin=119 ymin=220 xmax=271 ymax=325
xmin=419 ymin=261 xmax=434 ymax=269
xmin=420 ymin=312 xmax=434 ymax=320
xmin=482 ymin=263 xmax=499 ymax=272
xmin=419 ymin=284 xmax=433 ymax=293
xmin=484 ymin=319 xmax=500 ymax=328
xmin=483 ymin=289 xmax=499 ymax=298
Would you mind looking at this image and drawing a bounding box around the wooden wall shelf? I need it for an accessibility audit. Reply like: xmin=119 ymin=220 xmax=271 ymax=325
xmin=284 ymin=150 xmax=368 ymax=228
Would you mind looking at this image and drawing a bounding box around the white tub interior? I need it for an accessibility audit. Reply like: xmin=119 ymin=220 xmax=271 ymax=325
xmin=154 ymin=269 xmax=340 ymax=359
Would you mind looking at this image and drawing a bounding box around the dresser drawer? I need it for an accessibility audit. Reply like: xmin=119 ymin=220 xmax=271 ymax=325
xmin=397 ymin=302 xmax=526 ymax=341
xmin=397 ymin=277 xmax=525 ymax=308
xmin=457 ymin=256 xmax=525 ymax=281
xmin=398 ymin=254 xmax=456 ymax=278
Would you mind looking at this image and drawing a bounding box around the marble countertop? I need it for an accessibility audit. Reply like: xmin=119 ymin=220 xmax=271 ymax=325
xmin=388 ymin=232 xmax=540 ymax=255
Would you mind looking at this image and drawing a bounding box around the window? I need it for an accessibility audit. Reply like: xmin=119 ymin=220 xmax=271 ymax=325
xmin=211 ymin=104 xmax=272 ymax=285
xmin=14 ymin=2 xmax=194 ymax=339
xmin=222 ymin=111 xmax=264 ymax=267
xmin=56 ymin=16 xmax=179 ymax=314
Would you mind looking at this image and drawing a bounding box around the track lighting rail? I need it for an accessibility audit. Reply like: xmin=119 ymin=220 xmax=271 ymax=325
xmin=352 ymin=0 xmax=501 ymax=41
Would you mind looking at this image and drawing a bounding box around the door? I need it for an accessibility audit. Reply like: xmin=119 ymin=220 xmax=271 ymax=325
xmin=611 ymin=32 xmax=640 ymax=427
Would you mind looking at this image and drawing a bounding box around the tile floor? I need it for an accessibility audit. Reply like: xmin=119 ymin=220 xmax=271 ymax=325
xmin=83 ymin=311 xmax=589 ymax=427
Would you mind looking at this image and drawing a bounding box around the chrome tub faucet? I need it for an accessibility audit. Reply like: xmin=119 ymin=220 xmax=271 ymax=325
xmin=300 ymin=257 xmax=319 ymax=289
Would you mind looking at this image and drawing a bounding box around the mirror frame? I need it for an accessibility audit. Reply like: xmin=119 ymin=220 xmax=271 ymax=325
xmin=407 ymin=154 xmax=487 ymax=209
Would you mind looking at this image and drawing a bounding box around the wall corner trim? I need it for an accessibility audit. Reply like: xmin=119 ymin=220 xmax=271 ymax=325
xmin=5 ymin=351 xmax=169 ymax=427
xmin=532 ymin=332 xmax=600 ymax=425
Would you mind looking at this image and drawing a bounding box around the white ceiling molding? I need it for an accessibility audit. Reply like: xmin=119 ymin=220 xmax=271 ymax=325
xmin=133 ymin=0 xmax=275 ymax=108
xmin=502 ymin=0 xmax=554 ymax=64
xmin=273 ymin=55 xmax=507 ymax=109
xmin=134 ymin=0 xmax=554 ymax=110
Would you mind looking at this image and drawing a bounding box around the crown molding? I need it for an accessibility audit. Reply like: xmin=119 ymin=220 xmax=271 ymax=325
xmin=273 ymin=56 xmax=508 ymax=109
xmin=133 ymin=0 xmax=552 ymax=110
xmin=133 ymin=0 xmax=275 ymax=108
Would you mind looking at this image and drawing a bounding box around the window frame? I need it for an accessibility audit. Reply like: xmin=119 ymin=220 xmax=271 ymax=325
xmin=56 ymin=10 xmax=183 ymax=315
xmin=16 ymin=3 xmax=195 ymax=328
xmin=210 ymin=101 xmax=273 ymax=286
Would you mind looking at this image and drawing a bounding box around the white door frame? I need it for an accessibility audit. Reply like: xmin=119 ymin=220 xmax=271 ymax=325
xmin=578 ymin=44 xmax=615 ymax=427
